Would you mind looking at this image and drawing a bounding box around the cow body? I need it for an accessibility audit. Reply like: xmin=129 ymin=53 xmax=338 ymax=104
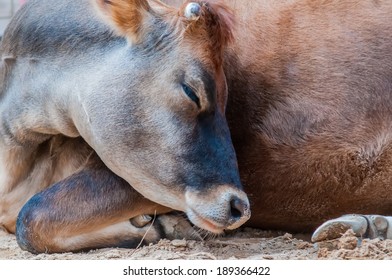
xmin=221 ymin=0 xmax=392 ymax=233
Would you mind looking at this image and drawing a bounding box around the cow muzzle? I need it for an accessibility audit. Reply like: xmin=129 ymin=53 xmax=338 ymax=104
xmin=185 ymin=185 xmax=251 ymax=233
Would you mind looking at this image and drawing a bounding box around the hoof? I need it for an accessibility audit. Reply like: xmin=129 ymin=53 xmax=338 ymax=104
xmin=312 ymin=214 xmax=392 ymax=242
xmin=157 ymin=214 xmax=202 ymax=240
xmin=130 ymin=213 xmax=201 ymax=241
xmin=130 ymin=215 xmax=153 ymax=228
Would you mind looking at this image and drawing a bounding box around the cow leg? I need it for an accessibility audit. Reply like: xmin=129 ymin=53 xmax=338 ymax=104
xmin=311 ymin=214 xmax=392 ymax=242
xmin=15 ymin=154 xmax=194 ymax=253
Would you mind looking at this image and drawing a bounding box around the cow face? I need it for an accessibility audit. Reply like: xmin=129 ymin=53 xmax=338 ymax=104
xmin=85 ymin=0 xmax=250 ymax=233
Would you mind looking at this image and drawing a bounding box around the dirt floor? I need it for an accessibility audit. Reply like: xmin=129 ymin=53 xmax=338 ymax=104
xmin=1 ymin=227 xmax=392 ymax=260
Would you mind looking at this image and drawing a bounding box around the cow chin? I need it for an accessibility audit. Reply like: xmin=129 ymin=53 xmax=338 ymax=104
xmin=185 ymin=208 xmax=226 ymax=234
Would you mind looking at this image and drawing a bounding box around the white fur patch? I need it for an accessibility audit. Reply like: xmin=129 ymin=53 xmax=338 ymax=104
xmin=184 ymin=2 xmax=201 ymax=21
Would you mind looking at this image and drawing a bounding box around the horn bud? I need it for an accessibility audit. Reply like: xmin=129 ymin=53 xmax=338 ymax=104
xmin=184 ymin=2 xmax=201 ymax=20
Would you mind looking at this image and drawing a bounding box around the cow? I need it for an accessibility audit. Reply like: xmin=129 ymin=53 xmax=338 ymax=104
xmin=0 ymin=0 xmax=251 ymax=253
xmin=2 ymin=0 xmax=392 ymax=255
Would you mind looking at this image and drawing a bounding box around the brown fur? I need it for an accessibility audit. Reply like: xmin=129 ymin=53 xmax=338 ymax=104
xmin=96 ymin=0 xmax=151 ymax=42
xmin=164 ymin=0 xmax=392 ymax=232
xmin=224 ymin=0 xmax=392 ymax=232
xmin=179 ymin=0 xmax=234 ymax=68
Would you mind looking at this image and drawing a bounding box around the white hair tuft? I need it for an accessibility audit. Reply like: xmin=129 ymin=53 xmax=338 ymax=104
xmin=184 ymin=2 xmax=201 ymax=21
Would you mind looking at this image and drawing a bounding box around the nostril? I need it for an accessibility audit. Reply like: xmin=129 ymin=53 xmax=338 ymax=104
xmin=230 ymin=197 xmax=245 ymax=220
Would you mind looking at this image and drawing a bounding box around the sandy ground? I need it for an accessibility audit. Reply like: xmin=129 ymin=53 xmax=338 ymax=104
xmin=1 ymin=228 xmax=392 ymax=260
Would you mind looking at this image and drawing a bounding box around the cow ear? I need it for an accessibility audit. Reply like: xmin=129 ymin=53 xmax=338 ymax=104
xmin=94 ymin=0 xmax=152 ymax=44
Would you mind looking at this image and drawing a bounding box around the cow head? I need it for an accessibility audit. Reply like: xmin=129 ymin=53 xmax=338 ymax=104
xmin=83 ymin=0 xmax=250 ymax=233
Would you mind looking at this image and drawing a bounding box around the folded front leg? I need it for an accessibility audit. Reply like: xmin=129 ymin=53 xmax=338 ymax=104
xmin=15 ymin=154 xmax=172 ymax=253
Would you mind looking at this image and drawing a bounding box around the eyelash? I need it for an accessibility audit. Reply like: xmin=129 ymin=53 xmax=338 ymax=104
xmin=181 ymin=83 xmax=200 ymax=108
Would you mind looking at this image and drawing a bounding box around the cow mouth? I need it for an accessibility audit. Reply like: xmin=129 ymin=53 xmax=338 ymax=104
xmin=186 ymin=208 xmax=226 ymax=234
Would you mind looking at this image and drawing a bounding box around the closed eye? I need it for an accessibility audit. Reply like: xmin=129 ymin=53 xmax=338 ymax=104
xmin=181 ymin=83 xmax=200 ymax=108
